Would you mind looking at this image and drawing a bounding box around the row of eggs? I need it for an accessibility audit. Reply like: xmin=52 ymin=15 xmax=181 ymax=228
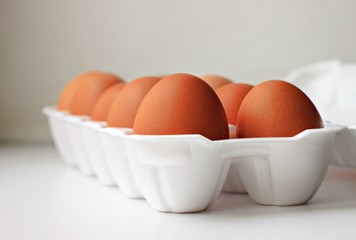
xmin=57 ymin=72 xmax=323 ymax=139
xmin=48 ymin=71 xmax=337 ymax=212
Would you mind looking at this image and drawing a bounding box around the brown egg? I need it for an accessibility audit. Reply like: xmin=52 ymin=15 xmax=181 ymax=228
xmin=236 ymin=80 xmax=324 ymax=138
xmin=107 ymin=76 xmax=160 ymax=128
xmin=133 ymin=73 xmax=229 ymax=140
xmin=200 ymin=74 xmax=232 ymax=90
xmin=91 ymin=83 xmax=126 ymax=121
xmin=70 ymin=72 xmax=124 ymax=116
xmin=57 ymin=71 xmax=100 ymax=111
xmin=216 ymin=83 xmax=254 ymax=125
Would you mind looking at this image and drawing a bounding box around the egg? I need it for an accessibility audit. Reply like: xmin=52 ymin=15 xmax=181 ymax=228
xmin=200 ymin=74 xmax=232 ymax=90
xmin=57 ymin=71 xmax=100 ymax=111
xmin=236 ymin=80 xmax=324 ymax=138
xmin=91 ymin=83 xmax=126 ymax=121
xmin=107 ymin=76 xmax=160 ymax=128
xmin=70 ymin=72 xmax=124 ymax=116
xmin=216 ymin=83 xmax=254 ymax=125
xmin=133 ymin=73 xmax=229 ymax=140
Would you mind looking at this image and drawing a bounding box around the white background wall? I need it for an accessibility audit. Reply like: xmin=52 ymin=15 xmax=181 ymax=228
xmin=1 ymin=0 xmax=356 ymax=142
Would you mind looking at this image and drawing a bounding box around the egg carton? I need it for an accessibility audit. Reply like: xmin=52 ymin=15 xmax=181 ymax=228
xmin=224 ymin=124 xmax=247 ymax=194
xmin=43 ymin=107 xmax=144 ymax=197
xmin=43 ymin=106 xmax=341 ymax=213
xmin=329 ymin=124 xmax=356 ymax=168
xmin=43 ymin=107 xmax=75 ymax=166
xmin=101 ymin=127 xmax=143 ymax=198
xmin=81 ymin=121 xmax=114 ymax=186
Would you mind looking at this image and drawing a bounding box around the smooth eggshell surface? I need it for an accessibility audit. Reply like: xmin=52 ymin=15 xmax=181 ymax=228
xmin=216 ymin=83 xmax=254 ymax=124
xmin=70 ymin=72 xmax=124 ymax=116
xmin=107 ymin=76 xmax=160 ymax=128
xmin=57 ymin=71 xmax=100 ymax=111
xmin=133 ymin=73 xmax=229 ymax=140
xmin=200 ymin=74 xmax=232 ymax=90
xmin=91 ymin=83 xmax=126 ymax=121
xmin=236 ymin=80 xmax=324 ymax=138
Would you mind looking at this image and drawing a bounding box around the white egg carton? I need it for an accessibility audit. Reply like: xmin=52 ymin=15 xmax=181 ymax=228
xmin=81 ymin=121 xmax=115 ymax=186
xmin=43 ymin=107 xmax=75 ymax=166
xmin=101 ymin=127 xmax=143 ymax=198
xmin=330 ymin=124 xmax=356 ymax=168
xmin=43 ymin=107 xmax=145 ymax=197
xmin=224 ymin=124 xmax=247 ymax=194
xmin=65 ymin=115 xmax=93 ymax=175
xmin=43 ymin=106 xmax=342 ymax=213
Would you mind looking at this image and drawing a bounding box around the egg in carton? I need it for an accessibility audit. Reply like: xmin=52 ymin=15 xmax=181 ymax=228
xmin=46 ymin=71 xmax=124 ymax=178
xmin=65 ymin=80 xmax=124 ymax=178
xmin=46 ymin=71 xmax=102 ymax=169
xmin=117 ymin=76 xmax=338 ymax=212
xmin=43 ymin=106 xmax=341 ymax=212
xmin=45 ymin=75 xmax=161 ymax=191
xmin=215 ymin=83 xmax=255 ymax=194
xmin=78 ymin=83 xmax=127 ymax=184
xmin=44 ymin=72 xmax=345 ymax=213
xmin=98 ymin=76 xmax=161 ymax=195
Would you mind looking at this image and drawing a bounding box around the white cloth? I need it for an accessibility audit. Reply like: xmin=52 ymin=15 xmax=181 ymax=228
xmin=286 ymin=60 xmax=356 ymax=126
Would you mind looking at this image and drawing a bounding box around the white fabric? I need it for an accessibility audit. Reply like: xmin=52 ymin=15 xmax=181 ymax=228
xmin=286 ymin=60 xmax=356 ymax=126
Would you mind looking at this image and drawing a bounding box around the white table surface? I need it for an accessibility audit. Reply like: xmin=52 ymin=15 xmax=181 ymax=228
xmin=1 ymin=143 xmax=356 ymax=240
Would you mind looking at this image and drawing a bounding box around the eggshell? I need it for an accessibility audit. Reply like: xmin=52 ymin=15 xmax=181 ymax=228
xmin=91 ymin=83 xmax=126 ymax=121
xmin=70 ymin=72 xmax=124 ymax=116
xmin=57 ymin=71 xmax=100 ymax=111
xmin=107 ymin=76 xmax=160 ymax=128
xmin=216 ymin=83 xmax=254 ymax=124
xmin=200 ymin=74 xmax=232 ymax=90
xmin=236 ymin=80 xmax=324 ymax=138
xmin=133 ymin=73 xmax=229 ymax=140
